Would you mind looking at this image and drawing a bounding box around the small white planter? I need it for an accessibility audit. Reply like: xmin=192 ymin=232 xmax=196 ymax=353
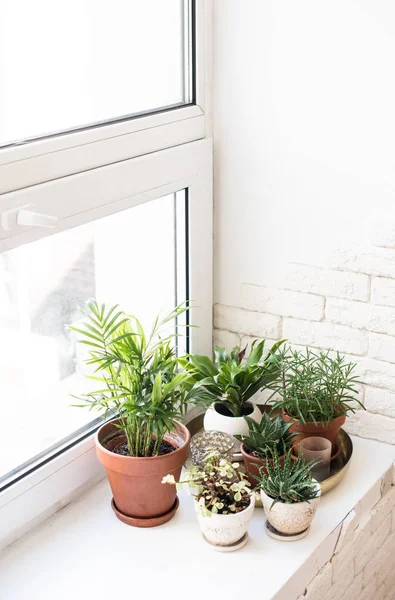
xmin=260 ymin=481 xmax=321 ymax=538
xmin=195 ymin=493 xmax=256 ymax=551
xmin=203 ymin=402 xmax=261 ymax=437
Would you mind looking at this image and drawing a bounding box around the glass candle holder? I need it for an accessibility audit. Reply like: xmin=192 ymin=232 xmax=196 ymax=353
xmin=190 ymin=430 xmax=235 ymax=466
xmin=299 ymin=437 xmax=332 ymax=482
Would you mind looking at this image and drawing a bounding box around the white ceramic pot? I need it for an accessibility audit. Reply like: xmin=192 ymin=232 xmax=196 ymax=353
xmin=203 ymin=402 xmax=262 ymax=437
xmin=260 ymin=481 xmax=321 ymax=536
xmin=195 ymin=492 xmax=256 ymax=549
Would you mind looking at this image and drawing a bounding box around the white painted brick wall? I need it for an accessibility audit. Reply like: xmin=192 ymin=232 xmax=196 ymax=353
xmin=326 ymin=298 xmax=395 ymax=336
xmin=380 ymin=466 xmax=393 ymax=497
xmin=332 ymin=244 xmax=395 ymax=279
xmin=241 ymin=283 xmax=325 ymax=321
xmin=340 ymin=573 xmax=363 ymax=600
xmin=283 ymin=318 xmax=368 ymax=356
xmin=214 ymin=304 xmax=281 ymax=338
xmin=370 ymin=488 xmax=395 ymax=530
xmin=331 ymin=518 xmax=372 ymax=580
xmin=362 ymin=523 xmax=395 ymax=587
xmin=213 ymin=328 xmax=240 ymax=350
xmin=303 ymin=563 xmax=332 ymax=599
xmin=377 ymin=537 xmax=395 ymax=591
xmin=296 ymin=482 xmax=395 ymax=600
xmin=369 ymin=332 xmax=395 ymax=364
xmin=239 ymin=335 xmax=278 ymax=355
xmin=370 ymin=221 xmax=395 ymax=249
xmin=354 ymin=514 xmax=391 ymax=576
xmin=333 ymin=509 xmax=358 ymax=552
xmin=345 ymin=410 xmax=395 ymax=445
xmin=357 ymin=577 xmax=380 ymax=600
xmin=283 ymin=263 xmax=370 ymax=301
xmin=372 ymin=276 xmax=395 ymax=307
xmin=359 ymin=357 xmax=395 ymax=392
xmin=330 ymin=554 xmax=355 ymax=592
xmin=215 ymin=231 xmax=395 ymax=444
xmin=364 ymin=387 xmax=395 ymax=419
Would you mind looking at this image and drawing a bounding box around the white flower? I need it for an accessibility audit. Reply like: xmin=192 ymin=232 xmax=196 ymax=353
xmin=161 ymin=474 xmax=176 ymax=484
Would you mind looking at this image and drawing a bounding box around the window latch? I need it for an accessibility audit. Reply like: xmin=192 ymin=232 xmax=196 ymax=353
xmin=1 ymin=204 xmax=58 ymax=231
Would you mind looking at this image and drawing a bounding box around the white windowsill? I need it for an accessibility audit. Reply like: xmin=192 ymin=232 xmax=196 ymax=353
xmin=0 ymin=436 xmax=394 ymax=600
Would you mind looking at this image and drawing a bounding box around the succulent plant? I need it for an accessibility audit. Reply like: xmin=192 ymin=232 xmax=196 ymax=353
xmin=258 ymin=450 xmax=319 ymax=505
xmin=235 ymin=412 xmax=295 ymax=459
xmin=162 ymin=453 xmax=251 ymax=516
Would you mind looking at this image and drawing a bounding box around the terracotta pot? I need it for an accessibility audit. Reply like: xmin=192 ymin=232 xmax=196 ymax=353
xmin=282 ymin=410 xmax=346 ymax=457
xmin=240 ymin=444 xmax=286 ymax=486
xmin=96 ymin=419 xmax=190 ymax=527
xmin=203 ymin=402 xmax=261 ymax=437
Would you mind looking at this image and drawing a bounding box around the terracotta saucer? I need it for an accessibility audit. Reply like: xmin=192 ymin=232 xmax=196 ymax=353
xmin=111 ymin=496 xmax=179 ymax=528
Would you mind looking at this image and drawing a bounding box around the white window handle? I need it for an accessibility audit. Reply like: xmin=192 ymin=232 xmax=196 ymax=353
xmin=17 ymin=208 xmax=58 ymax=228
xmin=1 ymin=204 xmax=58 ymax=231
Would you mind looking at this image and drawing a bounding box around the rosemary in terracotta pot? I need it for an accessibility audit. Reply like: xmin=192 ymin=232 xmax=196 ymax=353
xmin=70 ymin=300 xmax=195 ymax=528
xmin=184 ymin=340 xmax=284 ymax=437
xmin=163 ymin=453 xmax=255 ymax=551
xmin=235 ymin=413 xmax=295 ymax=486
xmin=269 ymin=347 xmax=364 ymax=457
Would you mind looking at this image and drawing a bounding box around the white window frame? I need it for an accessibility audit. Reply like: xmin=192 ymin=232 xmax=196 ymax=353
xmin=0 ymin=0 xmax=213 ymax=550
xmin=0 ymin=138 xmax=213 ymax=550
xmin=0 ymin=0 xmax=212 ymax=195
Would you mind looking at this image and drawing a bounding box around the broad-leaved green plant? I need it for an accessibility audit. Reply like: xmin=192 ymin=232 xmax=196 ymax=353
xmin=184 ymin=340 xmax=284 ymax=417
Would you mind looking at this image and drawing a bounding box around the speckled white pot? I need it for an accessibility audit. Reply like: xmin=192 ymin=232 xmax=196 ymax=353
xmin=195 ymin=492 xmax=255 ymax=548
xmin=203 ymin=402 xmax=261 ymax=437
xmin=260 ymin=481 xmax=321 ymax=536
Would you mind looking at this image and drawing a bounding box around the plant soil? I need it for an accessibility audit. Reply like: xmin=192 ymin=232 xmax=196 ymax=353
xmin=113 ymin=439 xmax=176 ymax=457
xmin=243 ymin=445 xmax=284 ymax=459
xmin=243 ymin=445 xmax=266 ymax=458
xmin=215 ymin=402 xmax=254 ymax=418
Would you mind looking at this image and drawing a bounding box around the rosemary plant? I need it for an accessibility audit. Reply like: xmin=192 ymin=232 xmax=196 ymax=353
xmin=235 ymin=412 xmax=295 ymax=459
xmin=70 ymin=300 xmax=193 ymax=458
xmin=184 ymin=340 xmax=285 ymax=417
xmin=163 ymin=453 xmax=250 ymax=516
xmin=258 ymin=450 xmax=319 ymax=505
xmin=269 ymin=346 xmax=364 ymax=424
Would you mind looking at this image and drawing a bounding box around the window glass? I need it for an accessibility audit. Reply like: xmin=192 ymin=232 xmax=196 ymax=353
xmin=0 ymin=0 xmax=192 ymax=146
xmin=0 ymin=191 xmax=188 ymax=485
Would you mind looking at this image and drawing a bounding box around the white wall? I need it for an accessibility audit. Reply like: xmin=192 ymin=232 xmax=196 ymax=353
xmin=213 ymin=1 xmax=395 ymax=444
xmin=295 ymin=487 xmax=395 ymax=600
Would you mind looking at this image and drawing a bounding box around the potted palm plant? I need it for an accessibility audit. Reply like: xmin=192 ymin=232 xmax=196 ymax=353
xmin=269 ymin=347 xmax=364 ymax=457
xmin=70 ymin=300 xmax=193 ymax=528
xmin=186 ymin=340 xmax=284 ymax=437
xmin=235 ymin=413 xmax=295 ymax=485
xmin=259 ymin=451 xmax=321 ymax=540
xmin=163 ymin=454 xmax=255 ymax=551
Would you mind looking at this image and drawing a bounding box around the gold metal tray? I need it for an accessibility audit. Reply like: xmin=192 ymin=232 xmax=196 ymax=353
xmin=184 ymin=409 xmax=353 ymax=496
